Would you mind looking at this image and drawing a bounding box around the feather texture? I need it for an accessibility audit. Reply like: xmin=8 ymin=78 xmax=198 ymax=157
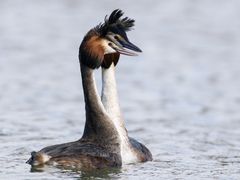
xmin=96 ymin=9 xmax=135 ymax=36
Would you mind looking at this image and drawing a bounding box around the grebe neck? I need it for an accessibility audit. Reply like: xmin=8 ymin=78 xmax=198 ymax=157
xmin=101 ymin=64 xmax=138 ymax=163
xmin=80 ymin=62 xmax=120 ymax=146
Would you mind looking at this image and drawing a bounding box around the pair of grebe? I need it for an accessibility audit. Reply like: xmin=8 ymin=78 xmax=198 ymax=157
xmin=27 ymin=9 xmax=152 ymax=169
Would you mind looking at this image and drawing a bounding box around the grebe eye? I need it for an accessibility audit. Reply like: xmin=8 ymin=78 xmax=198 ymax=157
xmin=114 ymin=36 xmax=119 ymax=40
xmin=108 ymin=43 xmax=112 ymax=46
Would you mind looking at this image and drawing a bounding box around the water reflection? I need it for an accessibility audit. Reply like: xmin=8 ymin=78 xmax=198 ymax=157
xmin=30 ymin=165 xmax=122 ymax=179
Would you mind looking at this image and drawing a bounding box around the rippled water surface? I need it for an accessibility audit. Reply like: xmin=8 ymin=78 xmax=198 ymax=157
xmin=1 ymin=0 xmax=240 ymax=179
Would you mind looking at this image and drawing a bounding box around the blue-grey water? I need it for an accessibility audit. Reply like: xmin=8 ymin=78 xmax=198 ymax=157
xmin=1 ymin=0 xmax=240 ymax=179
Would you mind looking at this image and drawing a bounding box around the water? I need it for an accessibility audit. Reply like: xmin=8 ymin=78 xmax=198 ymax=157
xmin=1 ymin=0 xmax=240 ymax=179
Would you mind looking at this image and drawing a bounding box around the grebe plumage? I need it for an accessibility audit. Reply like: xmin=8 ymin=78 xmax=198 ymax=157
xmin=27 ymin=9 xmax=152 ymax=169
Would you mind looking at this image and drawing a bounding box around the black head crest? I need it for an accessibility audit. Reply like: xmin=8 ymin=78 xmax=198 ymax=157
xmin=96 ymin=9 xmax=135 ymax=36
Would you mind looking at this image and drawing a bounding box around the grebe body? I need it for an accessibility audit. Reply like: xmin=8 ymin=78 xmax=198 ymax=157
xmin=27 ymin=9 xmax=152 ymax=169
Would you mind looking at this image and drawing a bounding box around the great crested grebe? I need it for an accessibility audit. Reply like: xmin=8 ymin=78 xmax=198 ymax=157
xmin=27 ymin=9 xmax=152 ymax=169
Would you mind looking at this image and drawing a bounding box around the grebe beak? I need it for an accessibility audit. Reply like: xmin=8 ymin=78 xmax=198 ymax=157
xmin=108 ymin=35 xmax=142 ymax=56
xmin=116 ymin=39 xmax=142 ymax=56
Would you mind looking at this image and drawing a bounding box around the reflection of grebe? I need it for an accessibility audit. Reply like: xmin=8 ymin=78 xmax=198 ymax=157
xmin=27 ymin=9 xmax=152 ymax=169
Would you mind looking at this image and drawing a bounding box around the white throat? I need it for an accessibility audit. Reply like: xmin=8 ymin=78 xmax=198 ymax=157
xmin=101 ymin=63 xmax=138 ymax=164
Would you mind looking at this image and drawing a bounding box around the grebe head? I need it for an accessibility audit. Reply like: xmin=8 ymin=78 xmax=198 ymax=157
xmin=79 ymin=9 xmax=142 ymax=69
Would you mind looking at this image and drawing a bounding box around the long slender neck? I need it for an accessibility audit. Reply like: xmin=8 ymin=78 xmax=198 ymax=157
xmin=80 ymin=62 xmax=120 ymax=144
xmin=101 ymin=64 xmax=140 ymax=164
xmin=101 ymin=64 xmax=128 ymax=137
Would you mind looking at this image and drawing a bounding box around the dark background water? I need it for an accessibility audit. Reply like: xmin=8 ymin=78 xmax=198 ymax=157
xmin=1 ymin=0 xmax=240 ymax=179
